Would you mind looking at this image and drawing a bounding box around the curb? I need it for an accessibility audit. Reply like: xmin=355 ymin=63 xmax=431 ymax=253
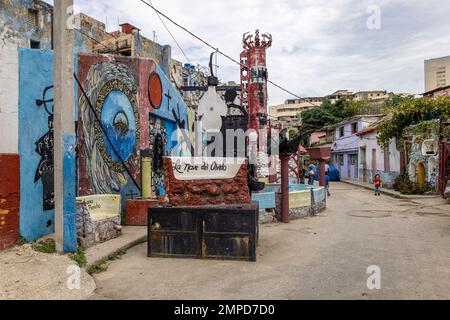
xmin=85 ymin=235 xmax=147 ymax=271
xmin=340 ymin=180 xmax=427 ymax=200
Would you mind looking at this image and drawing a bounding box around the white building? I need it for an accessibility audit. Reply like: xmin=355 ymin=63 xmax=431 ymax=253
xmin=356 ymin=121 xmax=401 ymax=187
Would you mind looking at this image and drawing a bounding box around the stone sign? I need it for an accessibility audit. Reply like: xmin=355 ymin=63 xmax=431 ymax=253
xmin=163 ymin=157 xmax=251 ymax=206
xmin=170 ymin=157 xmax=246 ymax=181
xmin=76 ymin=195 xmax=121 ymax=222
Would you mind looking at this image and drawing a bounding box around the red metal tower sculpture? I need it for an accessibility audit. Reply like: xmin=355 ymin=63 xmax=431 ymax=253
xmin=240 ymin=30 xmax=272 ymax=134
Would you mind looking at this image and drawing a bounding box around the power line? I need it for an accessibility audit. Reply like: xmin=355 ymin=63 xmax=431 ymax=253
xmin=147 ymin=0 xmax=191 ymax=63
xmin=74 ymin=28 xmax=121 ymax=55
xmin=138 ymin=0 xmax=309 ymax=101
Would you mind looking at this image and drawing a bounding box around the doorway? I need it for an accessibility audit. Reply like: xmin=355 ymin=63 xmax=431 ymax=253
xmin=418 ymin=161 xmax=426 ymax=188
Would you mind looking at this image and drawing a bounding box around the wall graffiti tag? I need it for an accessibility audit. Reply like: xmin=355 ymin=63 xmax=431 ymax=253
xmin=35 ymin=86 xmax=55 ymax=211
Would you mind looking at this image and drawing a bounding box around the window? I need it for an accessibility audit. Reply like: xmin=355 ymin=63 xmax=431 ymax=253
xmin=30 ymin=40 xmax=40 ymax=49
xmin=339 ymin=127 xmax=345 ymax=138
xmin=27 ymin=9 xmax=38 ymax=27
xmin=350 ymin=154 xmax=358 ymax=165
xmin=339 ymin=155 xmax=344 ymax=166
xmin=351 ymin=123 xmax=358 ymax=134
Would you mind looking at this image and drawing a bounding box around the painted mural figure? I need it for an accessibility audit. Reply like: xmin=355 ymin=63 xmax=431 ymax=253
xmin=34 ymin=115 xmax=55 ymax=211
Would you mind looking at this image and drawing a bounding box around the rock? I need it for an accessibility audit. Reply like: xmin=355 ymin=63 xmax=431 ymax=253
xmin=206 ymin=184 xmax=221 ymax=196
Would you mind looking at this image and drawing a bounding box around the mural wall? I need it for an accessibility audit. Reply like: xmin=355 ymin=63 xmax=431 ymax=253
xmin=77 ymin=53 xmax=192 ymax=203
xmin=408 ymin=135 xmax=439 ymax=187
xmin=18 ymin=48 xmax=56 ymax=241
xmin=15 ymin=50 xmax=193 ymax=245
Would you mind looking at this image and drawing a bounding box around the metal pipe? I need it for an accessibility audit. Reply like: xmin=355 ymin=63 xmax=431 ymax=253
xmin=141 ymin=150 xmax=152 ymax=198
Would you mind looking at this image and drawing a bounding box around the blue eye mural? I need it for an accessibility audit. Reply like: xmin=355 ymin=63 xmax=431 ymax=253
xmin=100 ymin=90 xmax=136 ymax=163
xmin=95 ymin=79 xmax=140 ymax=173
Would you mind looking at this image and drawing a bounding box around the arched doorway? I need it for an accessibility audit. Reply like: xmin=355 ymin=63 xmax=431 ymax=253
xmin=418 ymin=161 xmax=426 ymax=188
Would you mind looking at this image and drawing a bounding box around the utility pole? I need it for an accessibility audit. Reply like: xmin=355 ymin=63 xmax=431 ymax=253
xmin=54 ymin=0 xmax=77 ymax=253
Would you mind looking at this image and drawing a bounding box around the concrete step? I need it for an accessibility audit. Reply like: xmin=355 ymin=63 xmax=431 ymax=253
xmin=85 ymin=226 xmax=147 ymax=269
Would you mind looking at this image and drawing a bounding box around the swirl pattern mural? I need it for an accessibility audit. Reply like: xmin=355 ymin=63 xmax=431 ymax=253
xmin=78 ymin=61 xmax=140 ymax=195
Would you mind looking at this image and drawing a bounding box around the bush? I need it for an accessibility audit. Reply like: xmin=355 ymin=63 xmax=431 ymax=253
xmin=393 ymin=174 xmax=433 ymax=195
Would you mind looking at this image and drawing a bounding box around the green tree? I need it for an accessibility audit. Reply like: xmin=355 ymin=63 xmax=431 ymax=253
xmin=300 ymin=98 xmax=361 ymax=133
xmin=377 ymin=96 xmax=450 ymax=145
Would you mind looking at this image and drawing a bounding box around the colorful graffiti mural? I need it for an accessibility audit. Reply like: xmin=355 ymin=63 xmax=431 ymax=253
xmin=16 ymin=50 xmax=193 ymax=245
xmin=34 ymin=104 xmax=54 ymax=212
xmin=18 ymin=49 xmax=56 ymax=241
xmin=77 ymin=53 xmax=193 ymax=203
xmin=77 ymin=56 xmax=141 ymax=203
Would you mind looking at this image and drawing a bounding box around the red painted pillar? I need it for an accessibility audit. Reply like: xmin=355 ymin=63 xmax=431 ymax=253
xmin=280 ymin=154 xmax=290 ymax=224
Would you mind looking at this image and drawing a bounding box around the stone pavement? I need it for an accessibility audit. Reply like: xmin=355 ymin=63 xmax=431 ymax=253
xmin=91 ymin=182 xmax=450 ymax=300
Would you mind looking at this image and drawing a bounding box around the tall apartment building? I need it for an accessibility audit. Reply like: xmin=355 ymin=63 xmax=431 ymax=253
xmin=425 ymin=55 xmax=450 ymax=92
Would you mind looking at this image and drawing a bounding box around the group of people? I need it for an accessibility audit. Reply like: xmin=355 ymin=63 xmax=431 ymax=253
xmin=301 ymin=162 xmax=383 ymax=198
xmin=301 ymin=163 xmax=332 ymax=198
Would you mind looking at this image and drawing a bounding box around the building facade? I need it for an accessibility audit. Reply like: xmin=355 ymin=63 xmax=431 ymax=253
xmin=356 ymin=123 xmax=401 ymax=187
xmin=425 ymin=55 xmax=450 ymax=93
xmin=331 ymin=116 xmax=384 ymax=180
xmin=0 ymin=0 xmax=201 ymax=250
xmin=269 ymin=98 xmax=323 ymax=129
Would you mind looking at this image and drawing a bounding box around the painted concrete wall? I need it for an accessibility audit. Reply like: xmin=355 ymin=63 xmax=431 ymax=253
xmin=358 ymin=132 xmax=401 ymax=185
xmin=0 ymin=40 xmax=19 ymax=154
xmin=408 ymin=135 xmax=439 ymax=188
xmin=18 ymin=48 xmax=55 ymax=241
xmin=0 ymin=0 xmax=53 ymax=50
xmin=332 ymin=117 xmax=383 ymax=180
xmin=0 ymin=154 xmax=20 ymax=250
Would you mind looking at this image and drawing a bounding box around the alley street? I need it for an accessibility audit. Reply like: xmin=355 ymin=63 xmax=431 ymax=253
xmin=91 ymin=183 xmax=450 ymax=300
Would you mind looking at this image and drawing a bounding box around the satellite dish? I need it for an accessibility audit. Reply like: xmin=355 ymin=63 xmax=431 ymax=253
xmin=197 ymin=86 xmax=227 ymax=132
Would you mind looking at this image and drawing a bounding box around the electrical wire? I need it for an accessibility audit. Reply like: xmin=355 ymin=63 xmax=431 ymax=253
xmin=138 ymin=0 xmax=311 ymax=102
xmin=74 ymin=28 xmax=121 ymax=55
xmin=147 ymin=0 xmax=191 ymax=63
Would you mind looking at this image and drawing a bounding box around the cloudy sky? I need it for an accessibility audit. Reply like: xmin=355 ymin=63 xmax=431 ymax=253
xmin=45 ymin=0 xmax=450 ymax=105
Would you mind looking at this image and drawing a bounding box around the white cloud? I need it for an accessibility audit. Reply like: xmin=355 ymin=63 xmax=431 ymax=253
xmin=46 ymin=0 xmax=450 ymax=105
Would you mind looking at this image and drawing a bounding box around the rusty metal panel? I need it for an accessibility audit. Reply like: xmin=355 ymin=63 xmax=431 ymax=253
xmin=148 ymin=203 xmax=259 ymax=261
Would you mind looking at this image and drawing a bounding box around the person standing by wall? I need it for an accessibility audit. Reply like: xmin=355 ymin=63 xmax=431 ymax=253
xmin=374 ymin=174 xmax=383 ymax=196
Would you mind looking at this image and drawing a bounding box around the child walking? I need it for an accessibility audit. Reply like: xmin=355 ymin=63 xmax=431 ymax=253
xmin=374 ymin=174 xmax=382 ymax=196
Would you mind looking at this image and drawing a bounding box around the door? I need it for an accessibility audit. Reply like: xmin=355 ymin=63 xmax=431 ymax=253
xmin=372 ymin=149 xmax=377 ymax=179
xmin=418 ymin=161 xmax=426 ymax=188
xmin=361 ymin=147 xmax=368 ymax=182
